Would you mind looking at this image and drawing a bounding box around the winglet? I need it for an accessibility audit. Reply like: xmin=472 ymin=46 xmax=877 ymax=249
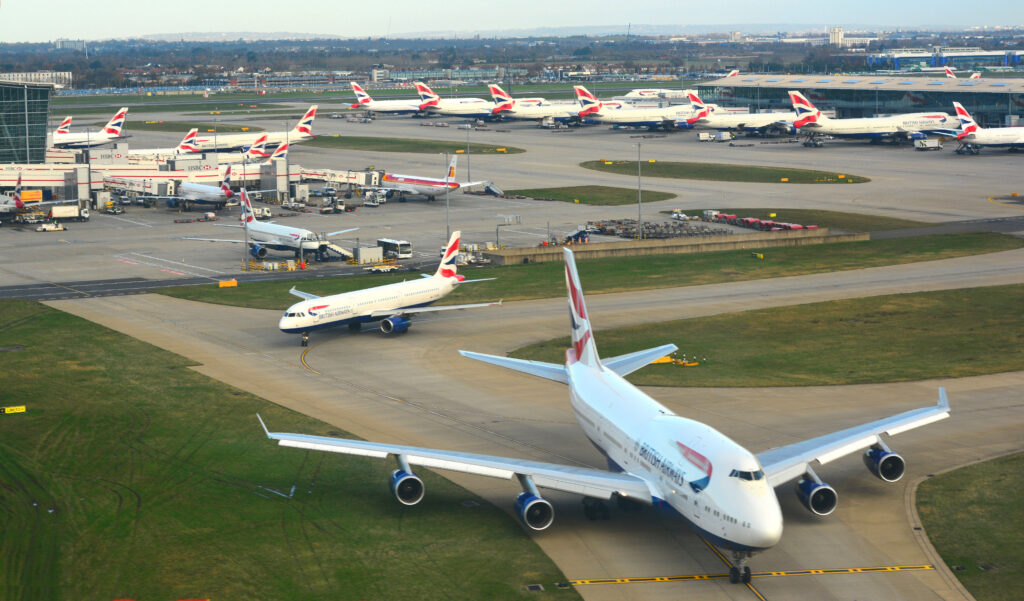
xmin=256 ymin=413 xmax=271 ymax=438
xmin=938 ymin=387 xmax=949 ymax=411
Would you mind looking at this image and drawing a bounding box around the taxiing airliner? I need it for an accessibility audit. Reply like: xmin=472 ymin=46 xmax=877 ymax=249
xmin=278 ymin=230 xmax=500 ymax=341
xmin=350 ymin=82 xmax=422 ymax=114
xmin=258 ymin=247 xmax=949 ymax=583
xmin=373 ymin=155 xmax=486 ymax=199
xmin=952 ymin=102 xmax=1024 ymax=152
xmin=50 ymin=107 xmax=129 ymax=148
xmin=789 ymin=90 xmax=960 ymax=144
xmin=185 ymin=187 xmax=356 ymax=259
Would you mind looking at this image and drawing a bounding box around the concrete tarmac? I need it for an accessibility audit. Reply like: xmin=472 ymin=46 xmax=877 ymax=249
xmin=47 ymin=249 xmax=1024 ymax=601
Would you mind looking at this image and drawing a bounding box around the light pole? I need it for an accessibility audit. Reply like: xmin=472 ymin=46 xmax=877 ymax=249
xmin=466 ymin=127 xmax=471 ymax=182
xmin=442 ymin=151 xmax=451 ymax=239
xmin=283 ymin=119 xmax=290 ymax=203
xmin=636 ymin=143 xmax=643 ymax=239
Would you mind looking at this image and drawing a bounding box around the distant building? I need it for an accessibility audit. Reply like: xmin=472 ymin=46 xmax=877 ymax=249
xmin=54 ymin=39 xmax=87 ymax=52
xmin=0 ymin=71 xmax=73 ymax=88
xmin=0 ymin=80 xmax=53 ymax=164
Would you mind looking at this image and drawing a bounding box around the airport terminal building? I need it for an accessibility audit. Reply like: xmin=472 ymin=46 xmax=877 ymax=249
xmin=697 ymin=74 xmax=1024 ymax=128
xmin=0 ymin=80 xmax=52 ymax=164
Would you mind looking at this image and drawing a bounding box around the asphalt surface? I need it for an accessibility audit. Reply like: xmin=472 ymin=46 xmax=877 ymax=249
xmin=16 ymin=100 xmax=1024 ymax=600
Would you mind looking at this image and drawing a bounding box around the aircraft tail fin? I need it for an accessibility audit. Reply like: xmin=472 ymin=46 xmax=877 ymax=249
xmin=726 ymin=69 xmax=739 ymax=77
xmin=245 ymin=134 xmax=271 ymax=160
xmin=12 ymin=172 xmax=23 ymax=209
xmin=563 ymin=248 xmax=600 ymax=368
xmin=239 ymin=187 xmax=258 ymax=223
xmin=177 ymin=128 xmax=200 ymax=153
xmin=685 ymin=91 xmax=711 ymax=124
xmin=415 ymin=81 xmax=440 ymax=110
xmin=220 ymin=165 xmax=234 ymax=199
xmin=56 ymin=116 xmax=72 ymax=135
xmin=788 ymin=91 xmax=822 ymax=127
xmin=489 ymin=84 xmax=513 ymax=113
xmin=944 ymin=67 xmax=957 ymax=79
xmin=290 ymin=105 xmax=317 ymax=138
xmin=952 ymin=101 xmax=980 ymax=140
xmin=102 ymin=107 xmax=129 ymax=136
xmin=444 ymin=155 xmax=457 ymax=182
xmin=574 ymin=85 xmax=602 ymax=116
xmin=268 ymin=142 xmax=288 ymax=161
xmin=969 ymin=72 xmax=981 ymax=80
xmin=350 ymin=82 xmax=372 ymax=108
xmin=434 ymin=230 xmax=463 ymax=280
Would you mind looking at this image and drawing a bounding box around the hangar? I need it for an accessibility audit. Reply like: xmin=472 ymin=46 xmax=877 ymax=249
xmin=0 ymin=80 xmax=52 ymax=164
xmin=697 ymin=74 xmax=1024 ymax=128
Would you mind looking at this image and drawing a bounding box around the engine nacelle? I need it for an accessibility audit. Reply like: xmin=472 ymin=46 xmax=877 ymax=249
xmin=389 ymin=469 xmax=425 ymax=506
xmin=379 ymin=316 xmax=410 ymax=334
xmin=908 ymin=132 xmax=927 ymax=141
xmin=863 ymin=447 xmax=906 ymax=482
xmin=795 ymin=477 xmax=838 ymax=516
xmin=249 ymin=245 xmax=267 ymax=259
xmin=515 ymin=492 xmax=554 ymax=531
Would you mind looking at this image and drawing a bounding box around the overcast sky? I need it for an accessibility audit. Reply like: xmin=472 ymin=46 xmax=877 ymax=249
xmin=0 ymin=0 xmax=1018 ymax=43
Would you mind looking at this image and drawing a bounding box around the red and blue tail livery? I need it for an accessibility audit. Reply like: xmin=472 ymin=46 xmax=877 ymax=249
xmin=788 ymin=91 xmax=821 ymax=128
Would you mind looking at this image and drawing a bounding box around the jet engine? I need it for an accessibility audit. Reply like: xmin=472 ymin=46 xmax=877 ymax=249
xmin=515 ymin=492 xmax=554 ymax=531
xmin=249 ymin=245 xmax=267 ymax=259
xmin=379 ymin=316 xmax=410 ymax=334
xmin=863 ymin=445 xmax=906 ymax=483
xmin=389 ymin=469 xmax=425 ymax=506
xmin=795 ymin=476 xmax=838 ymax=516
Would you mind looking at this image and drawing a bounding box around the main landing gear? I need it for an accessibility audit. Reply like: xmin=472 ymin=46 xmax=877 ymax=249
xmin=582 ymin=497 xmax=610 ymax=521
xmin=729 ymin=551 xmax=752 ymax=584
xmin=300 ymin=332 xmax=309 ymax=347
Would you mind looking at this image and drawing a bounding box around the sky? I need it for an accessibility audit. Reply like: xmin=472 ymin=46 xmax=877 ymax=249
xmin=0 ymin=0 xmax=1018 ymax=43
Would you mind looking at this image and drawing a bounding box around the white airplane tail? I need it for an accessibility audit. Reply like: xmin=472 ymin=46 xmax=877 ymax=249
xmin=177 ymin=128 xmax=201 ymax=153
xmin=268 ymin=142 xmax=288 ymax=161
xmin=238 ymin=187 xmax=258 ymax=224
xmin=102 ymin=107 xmax=129 ymax=136
xmin=788 ymin=91 xmax=823 ymax=127
xmin=55 ymin=116 xmax=72 ymax=135
xmin=685 ymin=91 xmax=712 ymax=124
xmin=489 ymin=84 xmax=514 ymax=114
xmin=969 ymin=72 xmax=981 ymax=80
xmin=351 ymin=82 xmax=372 ymax=108
xmin=414 ymin=81 xmax=440 ymax=109
xmin=245 ymin=134 xmax=271 ymax=160
xmin=11 ymin=172 xmax=23 ymax=209
xmin=726 ymin=69 xmax=739 ymax=77
xmin=220 ymin=165 xmax=234 ymax=199
xmin=952 ymin=102 xmax=980 ymax=140
xmin=563 ymin=248 xmax=600 ymax=368
xmin=944 ymin=67 xmax=957 ymax=79
xmin=574 ymin=85 xmax=602 ymax=116
xmin=290 ymin=105 xmax=317 ymax=138
xmin=435 ymin=230 xmax=463 ymax=280
xmin=444 ymin=155 xmax=457 ymax=182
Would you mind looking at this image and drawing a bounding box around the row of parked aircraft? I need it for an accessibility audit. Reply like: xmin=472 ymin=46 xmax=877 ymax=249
xmin=255 ymin=244 xmax=950 ymax=584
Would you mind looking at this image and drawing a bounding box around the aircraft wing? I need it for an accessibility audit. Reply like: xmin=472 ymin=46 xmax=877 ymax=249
xmin=456 ymin=180 xmax=490 ymax=191
xmin=756 ymin=388 xmax=950 ymax=488
xmin=289 ymin=287 xmax=320 ymax=300
xmin=327 ymin=227 xmax=358 ymax=237
xmin=369 ymin=300 xmax=501 ymax=319
xmin=180 ymin=236 xmax=244 ymax=243
xmin=257 ymin=415 xmax=654 ymax=501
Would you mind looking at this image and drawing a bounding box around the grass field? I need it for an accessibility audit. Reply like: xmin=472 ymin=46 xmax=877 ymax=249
xmin=95 ymin=120 xmax=265 ymax=133
xmin=0 ymin=300 xmax=576 ymax=600
xmin=510 ymin=284 xmax=1024 ymax=386
xmin=306 ymin=135 xmax=524 ymax=154
xmin=582 ymin=160 xmax=870 ymax=184
xmin=699 ymin=208 xmax=929 ymax=232
xmin=507 ymin=185 xmax=676 ymax=205
xmin=918 ymin=452 xmax=1024 ymax=601
xmin=158 ymin=233 xmax=1024 ymax=310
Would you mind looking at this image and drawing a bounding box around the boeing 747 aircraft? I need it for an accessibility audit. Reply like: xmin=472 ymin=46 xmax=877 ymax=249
xmin=50 ymin=107 xmax=129 ymax=148
xmin=789 ymin=91 xmax=959 ymax=145
xmin=350 ymin=82 xmax=422 ymax=114
xmin=258 ymin=248 xmax=949 ymax=582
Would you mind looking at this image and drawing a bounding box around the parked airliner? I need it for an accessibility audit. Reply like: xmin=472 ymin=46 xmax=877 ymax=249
xmin=50 ymin=107 xmax=129 ymax=148
xmin=488 ymin=84 xmax=580 ymax=123
xmin=575 ymin=86 xmax=707 ymax=129
xmin=190 ymin=105 xmax=317 ymax=151
xmin=687 ymin=92 xmax=796 ymax=135
xmin=278 ymin=230 xmax=500 ymax=341
xmin=789 ymin=91 xmax=960 ymax=144
xmin=944 ymin=67 xmax=980 ymax=80
xmin=257 ymin=247 xmax=949 ymax=583
xmin=952 ymin=102 xmax=1024 ymax=153
xmin=126 ymin=128 xmax=201 ymax=157
xmin=373 ymin=156 xmax=486 ymax=199
xmin=350 ymin=82 xmax=422 ymax=114
xmin=0 ymin=173 xmax=81 ymax=220
xmin=185 ymin=188 xmax=356 ymax=260
xmin=414 ymin=82 xmax=496 ymax=119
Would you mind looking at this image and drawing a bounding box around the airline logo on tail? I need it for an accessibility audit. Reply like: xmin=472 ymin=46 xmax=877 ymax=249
xmin=563 ymin=249 xmax=596 ymax=366
xmin=952 ymin=102 xmax=978 ymax=140
xmin=685 ymin=92 xmax=711 ymax=124
xmin=103 ymin=107 xmax=129 ymax=136
xmin=293 ymin=105 xmax=317 ymax=136
xmin=415 ymin=82 xmax=440 ymax=109
xmin=12 ymin=173 xmax=23 ymax=209
xmin=726 ymin=69 xmax=739 ymax=77
xmin=220 ymin=166 xmax=234 ymax=199
xmin=944 ymin=67 xmax=957 ymax=79
xmin=436 ymin=231 xmax=463 ymax=280
xmin=574 ymin=86 xmax=602 ymax=117
xmin=246 ymin=134 xmax=271 ymax=159
xmin=445 ymin=156 xmax=457 ymax=182
xmin=177 ymin=128 xmax=201 ymax=153
xmin=969 ymin=72 xmax=981 ymax=80
xmin=239 ymin=188 xmax=255 ymax=223
xmin=788 ymin=91 xmax=820 ymax=127
xmin=488 ymin=84 xmax=514 ymax=114
xmin=56 ymin=116 xmax=72 ymax=135
xmin=269 ymin=142 xmax=288 ymax=161
xmin=350 ymin=82 xmax=372 ymax=107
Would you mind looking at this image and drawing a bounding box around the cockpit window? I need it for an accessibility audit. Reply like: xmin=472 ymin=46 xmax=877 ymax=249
xmin=729 ymin=469 xmax=765 ymax=481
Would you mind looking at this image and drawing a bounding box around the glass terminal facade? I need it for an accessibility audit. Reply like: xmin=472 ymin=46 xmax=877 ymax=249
xmin=0 ymin=81 xmax=51 ymax=164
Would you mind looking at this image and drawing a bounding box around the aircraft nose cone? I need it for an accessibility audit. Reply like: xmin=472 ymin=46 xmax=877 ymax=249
xmin=748 ymin=501 xmax=784 ymax=549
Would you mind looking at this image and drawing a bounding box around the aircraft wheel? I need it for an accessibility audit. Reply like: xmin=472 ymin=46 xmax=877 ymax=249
xmin=729 ymin=567 xmax=740 ymax=584
xmin=742 ymin=567 xmax=751 ymax=583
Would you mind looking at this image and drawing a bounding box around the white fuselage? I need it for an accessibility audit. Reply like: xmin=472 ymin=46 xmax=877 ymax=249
xmin=247 ymin=221 xmax=322 ymax=253
xmin=962 ymin=127 xmax=1024 ymax=147
xmin=177 ymin=182 xmax=228 ymax=203
xmin=590 ymin=104 xmax=706 ymax=128
xmin=802 ymin=113 xmax=958 ymax=138
xmin=422 ymin=98 xmax=496 ymax=119
xmin=358 ymin=99 xmax=423 ymax=114
xmin=50 ymin=131 xmax=124 ymax=149
xmin=380 ymin=173 xmax=460 ymax=198
xmin=193 ymin=130 xmax=310 ymax=152
xmin=500 ymin=101 xmax=581 ymax=122
xmin=279 ymin=275 xmax=457 ymax=333
xmin=696 ymin=111 xmax=798 ymax=132
xmin=566 ymin=359 xmax=783 ymax=551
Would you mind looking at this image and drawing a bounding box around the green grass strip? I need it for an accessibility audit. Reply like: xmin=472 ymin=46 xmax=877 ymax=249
xmin=111 ymin=120 xmax=265 ymax=133
xmin=306 ymin=135 xmax=524 ymax=154
xmin=158 ymin=233 xmax=1024 ymax=311
xmin=582 ymin=160 xmax=870 ymax=184
xmin=918 ymin=452 xmax=1024 ymax=601
xmin=511 ymin=284 xmax=1024 ymax=386
xmin=0 ymin=300 xmax=576 ymax=600
xmin=507 ymin=185 xmax=675 ymax=206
